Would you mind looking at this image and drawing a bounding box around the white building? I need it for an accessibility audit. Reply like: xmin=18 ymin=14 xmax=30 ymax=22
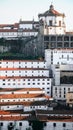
xmin=0 ymin=20 xmax=39 ymax=38
xmin=0 ymin=60 xmax=52 ymax=96
xmin=51 ymin=64 xmax=73 ymax=100
xmin=19 ymin=20 xmax=39 ymax=30
xmin=53 ymin=84 xmax=73 ymax=101
xmin=0 ymin=87 xmax=52 ymax=111
xmin=0 ymin=121 xmax=72 ymax=130
xmin=0 ymin=29 xmax=38 ymax=38
xmin=45 ymin=49 xmax=73 ymax=65
xmin=38 ymin=4 xmax=66 ymax=35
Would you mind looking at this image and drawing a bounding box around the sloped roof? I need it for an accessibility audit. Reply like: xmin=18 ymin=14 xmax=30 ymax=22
xmin=38 ymin=5 xmax=65 ymax=17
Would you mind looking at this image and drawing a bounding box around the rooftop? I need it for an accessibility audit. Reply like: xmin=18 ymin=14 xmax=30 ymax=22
xmin=38 ymin=4 xmax=65 ymax=17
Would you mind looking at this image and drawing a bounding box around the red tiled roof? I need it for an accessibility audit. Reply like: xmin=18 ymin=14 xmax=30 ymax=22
xmin=0 ymin=68 xmax=48 ymax=70
xmin=0 ymin=60 xmax=44 ymax=62
xmin=0 ymin=88 xmax=43 ymax=92
xmin=0 ymin=76 xmax=49 ymax=79
xmin=38 ymin=5 xmax=65 ymax=17
xmin=0 ymin=29 xmax=17 ymax=32
xmin=0 ymin=24 xmax=13 ymax=28
xmin=0 ymin=93 xmax=45 ymax=99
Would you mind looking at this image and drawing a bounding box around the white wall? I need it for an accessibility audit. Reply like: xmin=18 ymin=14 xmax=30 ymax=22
xmin=45 ymin=49 xmax=73 ymax=65
xmin=53 ymin=85 xmax=73 ymax=100
xmin=0 ymin=121 xmax=72 ymax=130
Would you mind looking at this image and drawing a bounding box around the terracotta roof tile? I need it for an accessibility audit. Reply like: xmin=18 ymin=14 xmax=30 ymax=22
xmin=0 ymin=76 xmax=49 ymax=79
xmin=0 ymin=93 xmax=45 ymax=99
xmin=0 ymin=68 xmax=48 ymax=70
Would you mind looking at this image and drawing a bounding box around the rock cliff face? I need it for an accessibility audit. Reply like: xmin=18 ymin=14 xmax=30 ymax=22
xmin=0 ymin=36 xmax=44 ymax=60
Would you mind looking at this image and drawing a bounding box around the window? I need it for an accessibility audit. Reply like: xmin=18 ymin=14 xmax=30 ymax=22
xmin=62 ymin=55 xmax=64 ymax=58
xmin=19 ymin=122 xmax=22 ymax=126
xmin=0 ymin=122 xmax=3 ymax=126
xmin=27 ymin=91 xmax=29 ymax=94
xmin=63 ymin=123 xmax=66 ymax=127
xmin=49 ymin=20 xmax=52 ymax=26
xmin=64 ymin=95 xmax=65 ymax=98
xmin=53 ymin=123 xmax=56 ymax=127
xmin=8 ymin=83 xmax=10 ymax=85
xmin=13 ymin=83 xmax=15 ymax=85
xmin=18 ymin=83 xmax=20 ymax=85
xmin=10 ymin=122 xmax=13 ymax=126
xmin=59 ymin=21 xmax=61 ymax=26
xmin=68 ymin=88 xmax=70 ymax=92
xmin=3 ymin=83 xmax=5 ymax=85
xmin=37 ymin=83 xmax=40 ymax=85
xmin=23 ymin=83 xmax=25 ymax=85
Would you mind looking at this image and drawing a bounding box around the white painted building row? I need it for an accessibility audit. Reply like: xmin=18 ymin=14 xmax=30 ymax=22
xmin=0 ymin=120 xmax=72 ymax=130
xmin=0 ymin=21 xmax=39 ymax=38
xmin=45 ymin=49 xmax=73 ymax=65
xmin=0 ymin=60 xmax=47 ymax=68
xmin=0 ymin=87 xmax=52 ymax=111
xmin=0 ymin=29 xmax=38 ymax=38
xmin=0 ymin=60 xmax=52 ymax=96
xmin=0 ymin=68 xmax=49 ymax=77
xmin=0 ymin=77 xmax=51 ymax=95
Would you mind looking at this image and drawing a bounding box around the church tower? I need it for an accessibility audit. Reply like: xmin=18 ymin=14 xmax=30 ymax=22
xmin=38 ymin=4 xmax=66 ymax=35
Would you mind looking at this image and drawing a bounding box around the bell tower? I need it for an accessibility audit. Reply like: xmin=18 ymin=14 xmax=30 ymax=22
xmin=38 ymin=4 xmax=66 ymax=35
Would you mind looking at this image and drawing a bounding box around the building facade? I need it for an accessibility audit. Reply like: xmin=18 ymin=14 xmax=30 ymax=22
xmin=0 ymin=60 xmax=52 ymax=96
xmin=38 ymin=4 xmax=66 ymax=35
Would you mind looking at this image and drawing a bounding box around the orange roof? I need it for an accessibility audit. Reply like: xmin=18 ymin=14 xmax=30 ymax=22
xmin=0 ymin=88 xmax=43 ymax=92
xmin=0 ymin=59 xmax=44 ymax=62
xmin=0 ymin=93 xmax=45 ymax=99
xmin=0 ymin=68 xmax=48 ymax=71
xmin=0 ymin=76 xmax=49 ymax=79
xmin=0 ymin=29 xmax=18 ymax=32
